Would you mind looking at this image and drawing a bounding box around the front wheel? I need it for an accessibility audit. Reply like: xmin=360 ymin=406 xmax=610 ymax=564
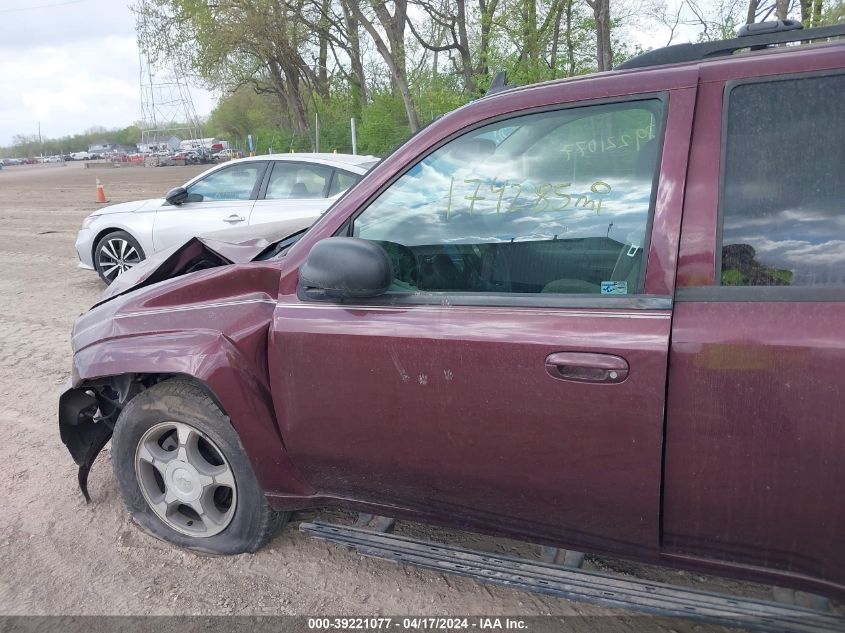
xmin=93 ymin=230 xmax=145 ymax=285
xmin=111 ymin=379 xmax=288 ymax=554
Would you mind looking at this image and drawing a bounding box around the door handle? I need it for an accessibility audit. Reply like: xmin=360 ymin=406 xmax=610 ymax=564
xmin=223 ymin=214 xmax=245 ymax=223
xmin=545 ymin=352 xmax=629 ymax=384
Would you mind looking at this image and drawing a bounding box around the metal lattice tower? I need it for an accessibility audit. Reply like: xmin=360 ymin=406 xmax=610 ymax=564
xmin=136 ymin=3 xmax=203 ymax=151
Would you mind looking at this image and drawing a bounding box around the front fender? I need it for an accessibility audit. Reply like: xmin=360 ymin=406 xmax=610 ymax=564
xmin=68 ymin=330 xmax=313 ymax=499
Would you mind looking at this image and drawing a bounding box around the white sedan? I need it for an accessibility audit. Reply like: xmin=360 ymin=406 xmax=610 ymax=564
xmin=75 ymin=153 xmax=377 ymax=283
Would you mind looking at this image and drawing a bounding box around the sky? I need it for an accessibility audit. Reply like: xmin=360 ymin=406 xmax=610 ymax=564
xmin=0 ymin=0 xmax=693 ymax=149
xmin=0 ymin=0 xmax=217 ymax=147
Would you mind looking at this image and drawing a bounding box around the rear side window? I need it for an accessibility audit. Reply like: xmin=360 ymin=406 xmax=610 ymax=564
xmin=328 ymin=170 xmax=360 ymax=197
xmin=265 ymin=162 xmax=332 ymax=199
xmin=353 ymin=99 xmax=665 ymax=295
xmin=720 ymin=74 xmax=845 ymax=287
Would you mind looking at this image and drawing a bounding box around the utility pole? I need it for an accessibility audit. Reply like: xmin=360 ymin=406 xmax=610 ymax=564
xmin=351 ymin=118 xmax=358 ymax=155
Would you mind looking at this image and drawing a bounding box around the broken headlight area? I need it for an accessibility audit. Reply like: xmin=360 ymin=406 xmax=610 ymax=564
xmin=58 ymin=375 xmax=144 ymax=501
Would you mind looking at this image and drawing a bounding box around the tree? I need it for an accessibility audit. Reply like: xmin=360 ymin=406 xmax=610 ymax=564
xmin=473 ymin=0 xmax=501 ymax=80
xmin=821 ymin=0 xmax=842 ymax=22
xmin=343 ymin=0 xmax=420 ymax=132
xmin=407 ymin=0 xmax=478 ymax=94
xmin=206 ymin=88 xmax=278 ymax=140
xmin=586 ymin=0 xmax=613 ymax=71
xmin=134 ymin=0 xmax=318 ymax=143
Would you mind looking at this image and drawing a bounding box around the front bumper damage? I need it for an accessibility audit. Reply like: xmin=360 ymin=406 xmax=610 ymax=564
xmin=58 ymin=380 xmax=123 ymax=501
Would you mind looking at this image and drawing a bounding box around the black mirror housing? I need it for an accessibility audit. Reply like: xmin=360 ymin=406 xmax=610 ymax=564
xmin=165 ymin=186 xmax=188 ymax=205
xmin=300 ymin=237 xmax=393 ymax=300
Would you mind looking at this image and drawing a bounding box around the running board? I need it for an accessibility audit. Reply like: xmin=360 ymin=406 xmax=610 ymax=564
xmin=299 ymin=521 xmax=844 ymax=633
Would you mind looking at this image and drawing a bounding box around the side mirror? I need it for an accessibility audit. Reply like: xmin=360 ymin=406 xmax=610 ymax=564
xmin=165 ymin=186 xmax=188 ymax=205
xmin=300 ymin=237 xmax=393 ymax=300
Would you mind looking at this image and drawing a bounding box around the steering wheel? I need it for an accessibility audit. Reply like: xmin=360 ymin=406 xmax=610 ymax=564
xmin=374 ymin=240 xmax=419 ymax=287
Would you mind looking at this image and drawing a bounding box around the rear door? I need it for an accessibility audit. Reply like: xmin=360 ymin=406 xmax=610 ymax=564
xmin=249 ymin=161 xmax=334 ymax=227
xmin=152 ymin=161 xmax=267 ymax=251
xmin=272 ymin=89 xmax=696 ymax=557
xmin=664 ymin=55 xmax=845 ymax=592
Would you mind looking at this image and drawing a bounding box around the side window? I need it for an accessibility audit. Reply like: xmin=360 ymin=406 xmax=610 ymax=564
xmin=720 ymin=74 xmax=845 ymax=287
xmin=328 ymin=170 xmax=361 ymax=197
xmin=186 ymin=162 xmax=265 ymax=201
xmin=353 ymin=100 xmax=664 ymax=295
xmin=265 ymin=162 xmax=332 ymax=199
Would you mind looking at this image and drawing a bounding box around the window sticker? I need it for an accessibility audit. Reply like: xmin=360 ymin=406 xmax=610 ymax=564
xmin=601 ymin=281 xmax=628 ymax=295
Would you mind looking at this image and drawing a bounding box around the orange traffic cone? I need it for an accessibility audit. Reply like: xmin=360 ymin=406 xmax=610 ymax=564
xmin=95 ymin=178 xmax=108 ymax=204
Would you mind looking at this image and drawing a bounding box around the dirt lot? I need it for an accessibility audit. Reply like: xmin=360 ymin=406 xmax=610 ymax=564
xmin=0 ymin=161 xmax=804 ymax=628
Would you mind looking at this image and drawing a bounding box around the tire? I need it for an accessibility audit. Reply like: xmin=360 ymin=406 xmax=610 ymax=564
xmin=111 ymin=379 xmax=288 ymax=554
xmin=93 ymin=230 xmax=146 ymax=285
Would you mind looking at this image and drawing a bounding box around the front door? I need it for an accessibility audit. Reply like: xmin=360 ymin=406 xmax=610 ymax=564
xmin=152 ymin=161 xmax=268 ymax=251
xmin=664 ymin=60 xmax=845 ymax=592
xmin=274 ymin=91 xmax=694 ymax=557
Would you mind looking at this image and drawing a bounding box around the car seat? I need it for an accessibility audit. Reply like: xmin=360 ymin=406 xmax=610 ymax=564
xmin=289 ymin=182 xmax=309 ymax=198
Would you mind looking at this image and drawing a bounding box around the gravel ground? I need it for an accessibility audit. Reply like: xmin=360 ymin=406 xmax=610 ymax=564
xmin=0 ymin=160 xmax=816 ymax=630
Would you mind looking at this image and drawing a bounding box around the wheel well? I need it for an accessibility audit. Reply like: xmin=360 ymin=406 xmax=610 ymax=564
xmin=90 ymin=227 xmax=142 ymax=264
xmin=91 ymin=227 xmax=119 ymax=263
xmin=85 ymin=373 xmax=228 ymax=420
xmin=65 ymin=373 xmax=233 ymax=503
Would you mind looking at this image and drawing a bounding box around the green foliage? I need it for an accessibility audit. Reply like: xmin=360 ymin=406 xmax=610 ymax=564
xmin=821 ymin=0 xmax=845 ymax=23
xmin=721 ymin=269 xmax=745 ymax=285
xmin=413 ymin=74 xmax=471 ymax=125
xmin=357 ymin=92 xmax=415 ymax=157
xmin=113 ymin=126 xmax=142 ymax=146
xmin=205 ymin=89 xmax=277 ymax=141
xmin=0 ymin=125 xmax=142 ymax=158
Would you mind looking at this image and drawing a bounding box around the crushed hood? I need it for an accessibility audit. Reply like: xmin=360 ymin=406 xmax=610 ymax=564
xmin=96 ymin=217 xmax=312 ymax=306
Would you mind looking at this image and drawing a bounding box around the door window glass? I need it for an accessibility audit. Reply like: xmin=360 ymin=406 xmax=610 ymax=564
xmin=328 ymin=170 xmax=361 ymax=197
xmin=720 ymin=74 xmax=845 ymax=287
xmin=266 ymin=162 xmax=332 ymax=199
xmin=353 ymin=100 xmax=664 ymax=294
xmin=186 ymin=162 xmax=265 ymax=201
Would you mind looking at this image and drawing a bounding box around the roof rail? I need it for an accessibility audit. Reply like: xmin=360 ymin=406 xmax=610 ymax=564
xmin=736 ymin=18 xmax=803 ymax=37
xmin=617 ymin=21 xmax=845 ymax=70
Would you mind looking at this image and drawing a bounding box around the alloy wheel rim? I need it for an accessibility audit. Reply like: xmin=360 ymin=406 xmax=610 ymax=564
xmin=134 ymin=421 xmax=237 ymax=537
xmin=98 ymin=238 xmax=141 ymax=281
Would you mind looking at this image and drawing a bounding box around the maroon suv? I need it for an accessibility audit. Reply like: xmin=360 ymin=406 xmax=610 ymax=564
xmin=60 ymin=23 xmax=845 ymax=611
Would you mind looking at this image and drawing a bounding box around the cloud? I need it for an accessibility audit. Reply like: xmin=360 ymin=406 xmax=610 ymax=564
xmin=0 ymin=1 xmax=135 ymax=49
xmin=0 ymin=1 xmax=215 ymax=147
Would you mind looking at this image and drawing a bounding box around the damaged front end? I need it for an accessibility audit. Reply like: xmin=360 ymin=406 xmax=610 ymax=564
xmin=60 ymin=221 xmax=307 ymax=503
xmin=97 ymin=219 xmax=310 ymax=306
xmin=59 ymin=375 xmax=141 ymax=501
xmin=96 ymin=236 xmax=270 ymax=306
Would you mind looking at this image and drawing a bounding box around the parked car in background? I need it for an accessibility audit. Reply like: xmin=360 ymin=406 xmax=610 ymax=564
xmin=60 ymin=24 xmax=845 ymax=625
xmin=75 ymin=153 xmax=377 ymax=283
xmin=172 ymin=149 xmax=215 ymax=165
xmin=213 ymin=148 xmax=242 ymax=161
